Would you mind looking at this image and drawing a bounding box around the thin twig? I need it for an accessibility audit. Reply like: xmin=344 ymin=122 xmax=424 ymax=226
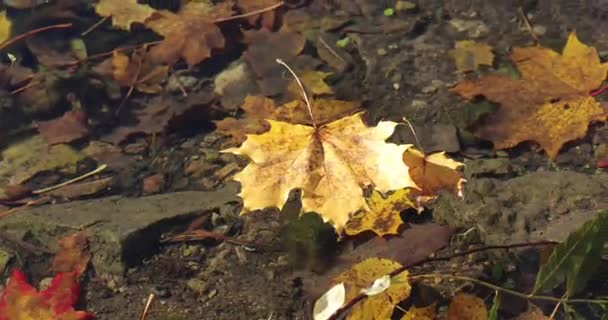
xmin=276 ymin=58 xmax=317 ymax=128
xmin=140 ymin=293 xmax=155 ymax=320
xmin=214 ymin=1 xmax=284 ymax=23
xmin=0 ymin=23 xmax=73 ymax=50
xmin=402 ymin=117 xmax=425 ymax=155
xmin=517 ymin=6 xmax=539 ymax=43
xmin=591 ymin=83 xmax=608 ymax=97
xmin=33 ymin=164 xmax=108 ymax=195
xmin=549 ymin=292 xmax=568 ymax=319
xmin=0 ymin=196 xmax=50 ymax=220
xmin=318 ymin=36 xmax=346 ymax=65
xmin=81 ymin=17 xmax=109 ymax=36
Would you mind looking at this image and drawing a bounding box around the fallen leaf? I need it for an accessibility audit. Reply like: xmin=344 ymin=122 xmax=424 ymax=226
xmin=450 ymin=40 xmax=494 ymax=72
xmin=402 ymin=148 xmax=465 ymax=199
xmin=243 ymin=29 xmax=307 ymax=96
xmin=224 ymin=112 xmax=415 ymax=230
xmin=344 ymin=188 xmax=415 ymax=237
xmin=35 ymin=109 xmax=89 ymax=145
xmin=103 ymin=91 xmax=213 ymax=144
xmin=0 ymin=11 xmax=12 ymax=43
xmin=401 ymin=304 xmax=437 ymax=320
xmin=236 ymin=0 xmax=278 ymax=28
xmin=4 ymin=0 xmax=47 ymax=9
xmin=447 ymin=293 xmax=487 ymax=320
xmin=51 ymin=231 xmax=91 ymax=276
xmin=144 ymin=1 xmax=232 ymax=66
xmin=0 ymin=269 xmax=93 ymax=320
xmin=0 ymin=135 xmax=84 ymax=197
xmin=111 ymin=48 xmax=168 ymax=94
xmin=215 ymin=95 xmax=361 ymax=145
xmin=333 ymin=258 xmax=410 ymax=320
xmin=94 ymin=0 xmax=156 ymax=31
xmin=513 ymin=308 xmax=551 ymax=320
xmin=288 ymin=70 xmax=334 ymax=97
xmin=451 ymin=32 xmax=608 ymax=159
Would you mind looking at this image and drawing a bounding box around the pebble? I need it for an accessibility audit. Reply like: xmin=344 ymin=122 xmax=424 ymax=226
xmin=377 ymin=48 xmax=387 ymax=56
xmin=142 ymin=174 xmax=165 ymax=194
xmin=187 ymin=278 xmax=208 ymax=294
xmin=207 ymin=289 xmax=218 ymax=299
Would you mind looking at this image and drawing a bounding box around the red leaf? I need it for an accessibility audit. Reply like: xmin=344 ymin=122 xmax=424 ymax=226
xmin=0 ymin=270 xmax=93 ymax=320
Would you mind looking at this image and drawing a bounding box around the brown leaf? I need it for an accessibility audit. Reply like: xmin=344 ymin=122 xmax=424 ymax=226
xmin=94 ymin=0 xmax=156 ymax=31
xmin=243 ymin=29 xmax=307 ymax=96
xmin=51 ymin=231 xmax=91 ymax=276
xmin=110 ymin=48 xmax=169 ymax=94
xmin=447 ymin=293 xmax=487 ymax=320
xmin=236 ymin=0 xmax=278 ymax=29
xmin=35 ymin=109 xmax=89 ymax=145
xmin=144 ymin=1 xmax=232 ymax=66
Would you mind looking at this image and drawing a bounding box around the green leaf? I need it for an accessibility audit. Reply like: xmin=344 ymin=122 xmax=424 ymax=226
xmin=533 ymin=210 xmax=608 ymax=295
xmin=487 ymin=291 xmax=499 ymax=320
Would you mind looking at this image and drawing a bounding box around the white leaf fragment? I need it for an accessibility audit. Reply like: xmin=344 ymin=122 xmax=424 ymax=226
xmin=360 ymin=275 xmax=391 ymax=296
xmin=313 ymin=282 xmax=346 ymax=320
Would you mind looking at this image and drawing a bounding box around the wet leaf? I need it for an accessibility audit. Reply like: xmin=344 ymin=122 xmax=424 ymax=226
xmin=215 ymin=96 xmax=361 ymax=146
xmin=0 ymin=269 xmax=93 ymax=320
xmin=236 ymin=0 xmax=278 ymax=28
xmin=144 ymin=1 xmax=232 ymax=66
xmin=222 ymin=112 xmax=415 ymax=231
xmin=111 ymin=48 xmax=168 ymax=94
xmin=447 ymin=293 xmax=487 ymax=320
xmin=533 ymin=210 xmax=608 ymax=295
xmin=0 ymin=11 xmax=11 ymax=43
xmin=344 ymin=188 xmax=415 ymax=237
xmin=94 ymin=0 xmax=156 ymax=31
xmin=513 ymin=308 xmax=551 ymax=320
xmin=451 ymin=32 xmax=608 ymax=159
xmin=333 ymin=258 xmax=410 ymax=320
xmin=288 ymin=70 xmax=334 ymax=96
xmin=35 ymin=109 xmax=89 ymax=145
xmin=450 ymin=40 xmax=494 ymax=72
xmin=402 ymin=148 xmax=465 ymax=200
xmin=401 ymin=303 xmax=436 ymax=320
xmin=51 ymin=231 xmax=91 ymax=276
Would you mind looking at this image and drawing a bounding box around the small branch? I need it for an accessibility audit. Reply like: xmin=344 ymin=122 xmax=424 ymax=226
xmin=590 ymin=83 xmax=608 ymax=97
xmin=33 ymin=164 xmax=108 ymax=195
xmin=81 ymin=17 xmax=109 ymax=36
xmin=0 ymin=23 xmax=73 ymax=51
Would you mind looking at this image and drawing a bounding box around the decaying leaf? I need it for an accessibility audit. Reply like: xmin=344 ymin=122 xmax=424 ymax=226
xmin=513 ymin=308 xmax=551 ymax=320
xmin=236 ymin=0 xmax=278 ymax=28
xmin=111 ymin=48 xmax=168 ymax=94
xmin=35 ymin=109 xmax=90 ymax=145
xmin=452 ymin=32 xmax=608 ymax=159
xmin=402 ymin=148 xmax=465 ymax=199
xmin=223 ymin=112 xmax=415 ymax=230
xmin=288 ymin=70 xmax=334 ymax=97
xmin=401 ymin=303 xmax=437 ymax=320
xmin=51 ymin=231 xmax=91 ymax=276
xmin=215 ymin=95 xmax=361 ymax=145
xmin=144 ymin=1 xmax=232 ymax=66
xmin=333 ymin=258 xmax=410 ymax=320
xmin=94 ymin=0 xmax=156 ymax=31
xmin=0 ymin=269 xmax=93 ymax=320
xmin=344 ymin=188 xmax=415 ymax=237
xmin=450 ymin=40 xmax=494 ymax=72
xmin=447 ymin=293 xmax=487 ymax=320
xmin=243 ymin=29 xmax=307 ymax=96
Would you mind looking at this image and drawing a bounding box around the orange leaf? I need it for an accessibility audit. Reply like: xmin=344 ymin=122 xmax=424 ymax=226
xmin=111 ymin=48 xmax=168 ymax=94
xmin=452 ymin=32 xmax=608 ymax=159
xmin=402 ymin=148 xmax=465 ymax=199
xmin=0 ymin=270 xmax=93 ymax=320
xmin=144 ymin=1 xmax=232 ymax=66
xmin=447 ymin=293 xmax=487 ymax=320
xmin=51 ymin=231 xmax=91 ymax=277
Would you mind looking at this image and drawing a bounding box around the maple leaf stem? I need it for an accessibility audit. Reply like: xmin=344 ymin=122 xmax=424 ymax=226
xmin=0 ymin=23 xmax=72 ymax=51
xmin=214 ymin=1 xmax=284 ymax=23
xmin=276 ymin=58 xmax=317 ymax=129
xmin=401 ymin=117 xmax=425 ymax=155
xmin=590 ymin=83 xmax=608 ymax=97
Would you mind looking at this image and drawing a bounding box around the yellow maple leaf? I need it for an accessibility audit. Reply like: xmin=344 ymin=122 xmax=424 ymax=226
xmin=344 ymin=188 xmax=414 ymax=237
xmin=215 ymin=95 xmax=361 ymax=145
xmin=94 ymin=0 xmax=156 ymax=31
xmin=452 ymin=32 xmax=608 ymax=159
xmin=333 ymin=258 xmax=410 ymax=320
xmin=401 ymin=303 xmax=437 ymax=320
xmin=288 ymin=70 xmax=334 ymax=97
xmin=223 ymin=112 xmax=415 ymax=230
xmin=447 ymin=293 xmax=487 ymax=320
xmin=450 ymin=40 xmax=494 ymax=72
xmin=402 ymin=148 xmax=465 ymax=200
xmin=0 ymin=11 xmax=11 ymax=44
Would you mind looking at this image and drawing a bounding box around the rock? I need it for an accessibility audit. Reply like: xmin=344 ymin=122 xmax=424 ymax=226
xmin=393 ymin=123 xmax=460 ymax=153
xmin=187 ymin=278 xmax=208 ymax=294
xmin=432 ymin=171 xmax=608 ymax=245
xmin=464 ymin=158 xmax=515 ymax=178
xmin=0 ymin=183 xmax=239 ymax=275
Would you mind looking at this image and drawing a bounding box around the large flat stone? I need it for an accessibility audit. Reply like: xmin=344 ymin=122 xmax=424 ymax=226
xmin=0 ymin=182 xmax=239 ymax=274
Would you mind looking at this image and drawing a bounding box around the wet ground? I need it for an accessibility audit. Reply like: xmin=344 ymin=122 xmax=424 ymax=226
xmin=1 ymin=0 xmax=608 ymax=319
